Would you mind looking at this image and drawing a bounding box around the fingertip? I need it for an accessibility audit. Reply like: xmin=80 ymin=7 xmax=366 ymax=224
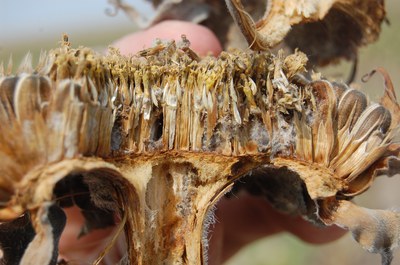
xmin=112 ymin=20 xmax=222 ymax=57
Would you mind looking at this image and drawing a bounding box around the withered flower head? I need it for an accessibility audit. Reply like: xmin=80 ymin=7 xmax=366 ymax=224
xmin=110 ymin=0 xmax=386 ymax=66
xmin=0 ymin=35 xmax=399 ymax=265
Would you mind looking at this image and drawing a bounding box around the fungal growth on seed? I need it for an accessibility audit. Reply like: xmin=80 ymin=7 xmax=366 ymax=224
xmin=0 ymin=0 xmax=399 ymax=265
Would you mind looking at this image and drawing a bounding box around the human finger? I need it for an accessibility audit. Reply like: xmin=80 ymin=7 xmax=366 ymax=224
xmin=112 ymin=20 xmax=222 ymax=57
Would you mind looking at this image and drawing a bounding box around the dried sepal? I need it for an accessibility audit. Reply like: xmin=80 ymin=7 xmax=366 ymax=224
xmin=376 ymin=144 xmax=400 ymax=177
xmin=319 ymin=199 xmax=400 ymax=265
xmin=363 ymin=67 xmax=400 ymax=132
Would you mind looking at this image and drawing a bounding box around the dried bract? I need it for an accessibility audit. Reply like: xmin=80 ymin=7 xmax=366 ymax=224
xmin=226 ymin=0 xmax=386 ymax=64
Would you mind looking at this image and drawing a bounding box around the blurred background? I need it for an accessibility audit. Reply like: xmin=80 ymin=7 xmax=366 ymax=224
xmin=1 ymin=0 xmax=400 ymax=264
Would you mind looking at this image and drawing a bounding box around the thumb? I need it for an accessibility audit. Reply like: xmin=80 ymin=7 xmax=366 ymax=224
xmin=112 ymin=20 xmax=222 ymax=57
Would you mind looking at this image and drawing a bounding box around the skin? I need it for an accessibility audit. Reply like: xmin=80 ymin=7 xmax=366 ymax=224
xmin=59 ymin=20 xmax=346 ymax=264
xmin=113 ymin=20 xmax=222 ymax=57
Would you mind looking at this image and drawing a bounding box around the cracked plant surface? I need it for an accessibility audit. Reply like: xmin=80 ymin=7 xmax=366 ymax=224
xmin=1 ymin=0 xmax=400 ymax=265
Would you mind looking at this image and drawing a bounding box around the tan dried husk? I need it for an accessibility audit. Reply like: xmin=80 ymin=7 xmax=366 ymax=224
xmin=0 ymin=34 xmax=399 ymax=264
xmin=109 ymin=0 xmax=386 ymax=66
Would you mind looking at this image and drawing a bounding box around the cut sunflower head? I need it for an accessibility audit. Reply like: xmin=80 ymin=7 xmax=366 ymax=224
xmin=0 ymin=35 xmax=399 ymax=264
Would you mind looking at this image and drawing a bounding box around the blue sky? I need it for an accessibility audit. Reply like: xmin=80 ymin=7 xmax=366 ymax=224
xmin=0 ymin=0 xmax=151 ymax=46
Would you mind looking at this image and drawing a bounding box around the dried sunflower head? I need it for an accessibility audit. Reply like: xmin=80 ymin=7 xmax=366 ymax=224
xmin=0 ymin=35 xmax=399 ymax=264
xmin=110 ymin=0 xmax=386 ymax=67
